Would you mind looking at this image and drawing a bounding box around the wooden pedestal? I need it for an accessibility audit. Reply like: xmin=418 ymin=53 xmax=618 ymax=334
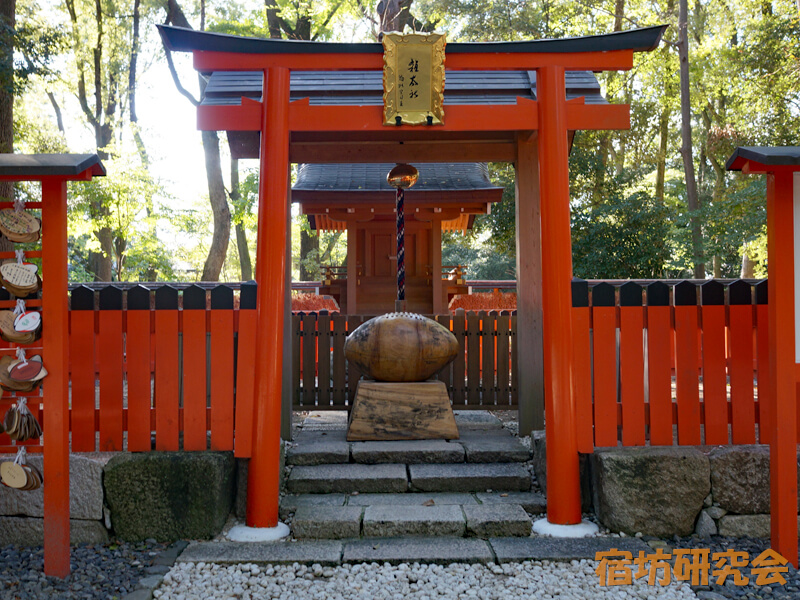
xmin=347 ymin=380 xmax=459 ymax=441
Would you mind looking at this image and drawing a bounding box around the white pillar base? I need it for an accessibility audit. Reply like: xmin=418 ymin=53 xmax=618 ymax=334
xmin=532 ymin=518 xmax=599 ymax=538
xmin=226 ymin=522 xmax=290 ymax=542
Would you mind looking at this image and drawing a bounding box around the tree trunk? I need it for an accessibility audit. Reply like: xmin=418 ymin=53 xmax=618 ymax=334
xmin=200 ymin=130 xmax=230 ymax=281
xmin=655 ymin=105 xmax=670 ymax=203
xmin=299 ymin=217 xmax=318 ymax=281
xmin=678 ymin=0 xmax=704 ymax=278
xmin=741 ymin=244 xmax=755 ymax=279
xmin=230 ymin=157 xmax=252 ymax=280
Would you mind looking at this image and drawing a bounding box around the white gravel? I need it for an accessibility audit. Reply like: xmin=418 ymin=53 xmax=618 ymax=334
xmin=153 ymin=560 xmax=699 ymax=600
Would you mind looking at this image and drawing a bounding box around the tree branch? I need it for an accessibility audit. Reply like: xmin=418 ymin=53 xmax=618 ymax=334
xmin=312 ymin=0 xmax=344 ymax=41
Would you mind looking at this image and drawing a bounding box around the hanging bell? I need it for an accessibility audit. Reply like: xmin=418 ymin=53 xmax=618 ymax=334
xmin=387 ymin=164 xmax=419 ymax=190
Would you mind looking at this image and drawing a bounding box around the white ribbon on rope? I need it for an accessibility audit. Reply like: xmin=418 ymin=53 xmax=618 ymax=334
xmin=15 ymin=346 xmax=27 ymax=367
xmin=13 ymin=446 xmax=27 ymax=465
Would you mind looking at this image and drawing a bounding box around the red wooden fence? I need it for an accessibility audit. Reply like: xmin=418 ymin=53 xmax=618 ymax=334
xmin=0 ymin=279 xmax=781 ymax=455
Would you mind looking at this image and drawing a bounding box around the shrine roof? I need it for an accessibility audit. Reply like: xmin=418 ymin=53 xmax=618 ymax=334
xmin=201 ymin=70 xmax=605 ymax=108
xmin=294 ymin=163 xmax=500 ymax=193
xmin=158 ymin=24 xmax=666 ymax=55
xmin=0 ymin=154 xmax=105 ymax=177
xmin=726 ymin=147 xmax=800 ymax=171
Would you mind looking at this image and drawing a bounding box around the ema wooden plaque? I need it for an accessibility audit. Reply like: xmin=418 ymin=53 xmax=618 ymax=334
xmin=383 ymin=32 xmax=445 ymax=126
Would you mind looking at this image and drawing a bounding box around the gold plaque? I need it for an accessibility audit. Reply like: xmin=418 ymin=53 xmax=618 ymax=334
xmin=383 ymin=33 xmax=445 ymax=126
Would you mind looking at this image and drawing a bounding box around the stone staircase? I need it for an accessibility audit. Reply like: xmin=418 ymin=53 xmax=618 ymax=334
xmin=281 ymin=411 xmax=546 ymax=540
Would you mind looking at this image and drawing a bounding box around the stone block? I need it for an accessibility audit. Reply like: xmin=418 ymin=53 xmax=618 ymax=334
xmin=293 ymin=429 xmax=348 ymax=443
xmin=463 ymin=504 xmax=531 ymax=537
xmin=292 ymin=506 xmax=362 ymax=539
xmin=709 ymin=446 xmax=771 ymax=514
xmin=346 ymin=492 xmax=477 ymax=506
xmin=717 ymin=514 xmax=771 ymax=538
xmin=0 ymin=517 xmax=108 ymax=546
xmin=287 ymin=463 xmax=408 ymax=494
xmin=453 ymin=411 xmax=503 ymax=430
xmin=122 ymin=590 xmax=153 ymax=600
xmin=457 ymin=434 xmax=530 ymax=463
xmin=591 ymin=446 xmax=710 ymax=537
xmin=476 ymin=492 xmax=547 ymax=514
xmin=280 ymin=494 xmax=347 ymax=519
xmin=287 ymin=440 xmax=350 ymax=466
xmin=362 ymin=504 xmax=465 ymax=537
xmin=409 ymin=463 xmax=530 ymax=492
xmin=177 ymin=540 xmax=343 ymax=566
xmin=104 ymin=451 xmax=235 ymax=542
xmin=695 ymin=509 xmax=717 ymax=537
xmin=301 ymin=411 xmax=348 ymax=431
xmin=532 ymin=431 xmax=592 ymax=511
xmin=343 ymin=537 xmax=493 ymax=565
xmin=0 ymin=453 xmax=109 ymax=520
xmin=490 ymin=537 xmax=651 ymax=563
xmin=350 ymin=440 xmax=464 ymax=464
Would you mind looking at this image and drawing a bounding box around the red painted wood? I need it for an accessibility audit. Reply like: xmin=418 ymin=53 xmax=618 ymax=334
xmin=572 ymin=306 xmax=593 ymax=452
xmin=154 ymin=311 xmax=180 ymax=451
xmin=700 ymin=305 xmax=728 ymax=445
xmin=674 ymin=305 xmax=702 ymax=445
xmin=210 ymin=310 xmax=235 ymax=451
xmin=755 ymin=304 xmax=771 ymax=444
xmin=125 ymin=310 xmax=152 ymax=452
xmin=646 ymin=305 xmax=673 ymax=446
xmin=234 ymin=309 xmax=257 ymax=458
xmin=68 ymin=311 xmax=95 ymax=451
xmin=98 ymin=311 xmax=124 ymax=451
xmin=619 ymin=306 xmax=645 ymax=446
xmin=592 ymin=305 xmax=618 ymax=447
xmin=729 ymin=304 xmax=756 ymax=444
xmin=182 ymin=309 xmax=207 ymax=451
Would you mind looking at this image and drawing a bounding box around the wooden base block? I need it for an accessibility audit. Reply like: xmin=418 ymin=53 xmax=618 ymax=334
xmin=347 ymin=380 xmax=459 ymax=441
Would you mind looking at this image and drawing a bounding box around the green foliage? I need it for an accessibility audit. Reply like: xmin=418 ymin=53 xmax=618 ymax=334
xmin=68 ymin=151 xmax=175 ymax=282
xmin=572 ymin=192 xmax=672 ymax=279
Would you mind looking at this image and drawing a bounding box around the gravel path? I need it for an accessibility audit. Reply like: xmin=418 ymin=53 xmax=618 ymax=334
xmin=153 ymin=560 xmax=699 ymax=600
xmin=673 ymin=536 xmax=800 ymax=600
xmin=0 ymin=541 xmax=168 ymax=600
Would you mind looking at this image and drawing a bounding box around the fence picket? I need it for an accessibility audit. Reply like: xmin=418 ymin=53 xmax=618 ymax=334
xmin=210 ymin=285 xmax=235 ymax=451
xmin=331 ymin=315 xmax=347 ymax=406
xmin=592 ymin=283 xmax=618 ymax=447
xmin=292 ymin=315 xmax=302 ymax=407
xmin=317 ymin=312 xmax=331 ymax=407
xmin=674 ymin=281 xmax=702 ymax=445
xmin=69 ymin=286 xmax=96 ymax=452
xmin=347 ymin=315 xmax=364 ymax=403
xmin=435 ymin=315 xmax=453 ymax=392
xmin=482 ymin=312 xmax=496 ymax=405
xmin=496 ymin=313 xmax=511 ymax=407
xmin=510 ymin=313 xmax=518 ymax=406
xmin=182 ymin=285 xmax=208 ymax=451
xmin=728 ymin=280 xmax=756 ymax=444
xmin=453 ymin=309 xmax=466 ymax=405
xmin=572 ymin=280 xmax=593 ymax=452
xmin=645 ymin=282 xmax=673 ymax=446
xmin=700 ymin=281 xmax=728 ymax=445
xmin=98 ymin=286 xmax=124 ymax=451
xmin=754 ymin=281 xmax=770 ymax=444
xmin=154 ymin=286 xmax=180 ymax=451
xmin=301 ymin=314 xmax=317 ymax=408
xmin=234 ymin=283 xmax=257 ymax=458
xmin=126 ymin=285 xmax=152 ymax=452
xmin=619 ymin=282 xmax=645 ymax=446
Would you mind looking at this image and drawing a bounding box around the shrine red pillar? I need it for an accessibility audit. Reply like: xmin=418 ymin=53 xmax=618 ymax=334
xmin=247 ymin=66 xmax=290 ymax=527
xmin=766 ymin=170 xmax=798 ymax=566
xmin=42 ymin=178 xmax=70 ymax=577
xmin=536 ymin=65 xmax=582 ymax=524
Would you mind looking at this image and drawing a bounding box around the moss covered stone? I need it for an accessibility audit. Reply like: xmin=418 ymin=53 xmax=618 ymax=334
xmin=104 ymin=451 xmax=234 ymax=542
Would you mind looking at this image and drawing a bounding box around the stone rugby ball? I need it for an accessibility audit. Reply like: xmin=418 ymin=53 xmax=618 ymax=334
xmin=344 ymin=312 xmax=459 ymax=382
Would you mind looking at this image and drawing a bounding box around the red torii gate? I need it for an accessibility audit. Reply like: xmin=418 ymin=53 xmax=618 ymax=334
xmin=159 ymin=24 xmax=665 ymax=533
xmin=727 ymin=147 xmax=800 ymax=567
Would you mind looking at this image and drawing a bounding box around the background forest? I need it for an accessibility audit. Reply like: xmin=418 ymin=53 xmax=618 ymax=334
xmin=5 ymin=0 xmax=800 ymax=283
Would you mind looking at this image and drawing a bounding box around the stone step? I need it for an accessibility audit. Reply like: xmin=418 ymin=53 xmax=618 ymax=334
xmin=288 ymin=501 xmax=534 ymax=540
xmin=287 ymin=431 xmax=530 ymax=466
xmin=287 ymin=463 xmax=408 ymax=494
xmin=409 ymin=463 xmax=531 ymax=493
xmin=287 ymin=462 xmax=532 ymax=495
